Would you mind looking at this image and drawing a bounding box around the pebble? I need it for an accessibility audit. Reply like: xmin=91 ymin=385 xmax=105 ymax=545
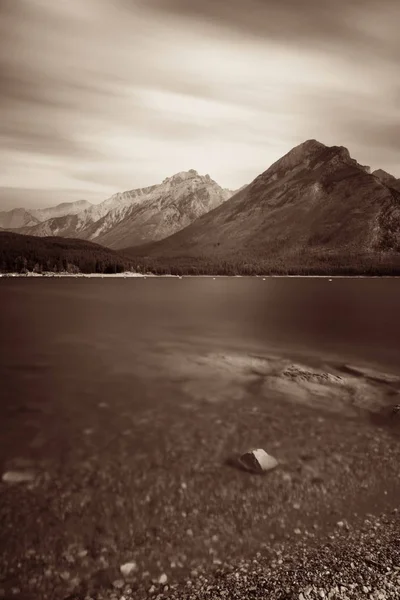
xmin=120 ymin=562 xmax=137 ymax=577
xmin=59 ymin=571 xmax=70 ymax=581
xmin=158 ymin=573 xmax=168 ymax=585
xmin=2 ymin=470 xmax=35 ymax=483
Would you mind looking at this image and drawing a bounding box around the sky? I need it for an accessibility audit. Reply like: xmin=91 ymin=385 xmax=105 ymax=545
xmin=1 ymin=0 xmax=399 ymax=210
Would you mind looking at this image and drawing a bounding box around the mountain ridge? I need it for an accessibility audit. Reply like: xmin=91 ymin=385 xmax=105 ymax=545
xmin=8 ymin=171 xmax=235 ymax=249
xmin=124 ymin=139 xmax=400 ymax=272
xmin=2 ymin=140 xmax=400 ymax=275
xmin=0 ymin=200 xmax=92 ymax=229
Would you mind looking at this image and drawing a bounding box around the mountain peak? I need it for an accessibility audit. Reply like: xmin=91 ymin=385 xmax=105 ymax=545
xmin=163 ymin=170 xmax=200 ymax=185
xmin=261 ymin=139 xmax=371 ymax=184
xmin=293 ymin=139 xmax=326 ymax=153
xmin=260 ymin=139 xmax=326 ymax=179
xmin=373 ymin=168 xmax=396 ymax=182
xmin=372 ymin=168 xmax=400 ymax=191
xmin=282 ymin=139 xmax=360 ymax=165
xmin=286 ymin=138 xmax=326 ymax=162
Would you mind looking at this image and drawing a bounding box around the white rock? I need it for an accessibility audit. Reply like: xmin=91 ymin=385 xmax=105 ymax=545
xmin=336 ymin=521 xmax=344 ymax=527
xmin=2 ymin=471 xmax=35 ymax=483
xmin=238 ymin=449 xmax=278 ymax=474
xmin=120 ymin=562 xmax=137 ymax=577
xmin=158 ymin=573 xmax=168 ymax=585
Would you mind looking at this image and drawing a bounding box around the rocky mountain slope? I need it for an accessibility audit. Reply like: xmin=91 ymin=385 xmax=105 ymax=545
xmin=0 ymin=200 xmax=92 ymax=230
xmin=11 ymin=171 xmax=233 ymax=249
xmin=125 ymin=140 xmax=400 ymax=273
xmin=33 ymin=200 xmax=93 ymax=222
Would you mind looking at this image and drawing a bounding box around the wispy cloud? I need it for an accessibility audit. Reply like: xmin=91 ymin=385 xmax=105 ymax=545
xmin=0 ymin=0 xmax=399 ymax=209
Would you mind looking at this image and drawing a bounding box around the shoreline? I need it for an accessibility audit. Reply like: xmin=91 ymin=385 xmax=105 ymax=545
xmin=2 ymin=272 xmax=400 ymax=279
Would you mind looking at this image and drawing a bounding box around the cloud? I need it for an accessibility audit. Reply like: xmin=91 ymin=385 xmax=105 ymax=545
xmin=0 ymin=0 xmax=399 ymax=210
xmin=139 ymin=0 xmax=399 ymax=53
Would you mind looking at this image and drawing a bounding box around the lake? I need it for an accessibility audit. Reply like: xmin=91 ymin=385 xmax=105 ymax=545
xmin=1 ymin=277 xmax=400 ymax=597
xmin=1 ymin=276 xmax=400 ymax=464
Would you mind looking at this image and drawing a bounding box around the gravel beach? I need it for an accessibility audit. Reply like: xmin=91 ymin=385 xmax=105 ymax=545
xmin=154 ymin=510 xmax=400 ymax=600
xmin=0 ymin=349 xmax=399 ymax=600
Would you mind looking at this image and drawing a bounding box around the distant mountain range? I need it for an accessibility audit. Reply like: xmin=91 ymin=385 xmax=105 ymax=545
xmin=3 ymin=170 xmax=235 ymax=249
xmin=1 ymin=140 xmax=400 ymax=275
xmin=0 ymin=200 xmax=92 ymax=230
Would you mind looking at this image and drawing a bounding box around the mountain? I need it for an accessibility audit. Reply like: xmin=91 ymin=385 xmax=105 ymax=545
xmin=0 ymin=208 xmax=39 ymax=229
xmin=32 ymin=199 xmax=93 ymax=222
xmin=372 ymin=169 xmax=400 ymax=193
xmin=13 ymin=189 xmax=153 ymax=240
xmin=11 ymin=171 xmax=233 ymax=249
xmin=124 ymin=140 xmax=400 ymax=275
xmin=92 ymin=171 xmax=233 ymax=249
xmin=0 ymin=200 xmax=92 ymax=230
xmin=0 ymin=231 xmax=134 ymax=274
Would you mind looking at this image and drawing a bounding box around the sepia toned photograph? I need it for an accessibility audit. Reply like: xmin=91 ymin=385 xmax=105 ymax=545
xmin=0 ymin=1 xmax=399 ymax=599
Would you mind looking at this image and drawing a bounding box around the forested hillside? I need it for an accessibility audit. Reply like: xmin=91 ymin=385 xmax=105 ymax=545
xmin=0 ymin=232 xmax=134 ymax=274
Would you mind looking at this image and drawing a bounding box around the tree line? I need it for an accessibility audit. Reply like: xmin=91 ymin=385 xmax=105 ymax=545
xmin=2 ymin=232 xmax=400 ymax=276
xmin=130 ymin=251 xmax=400 ymax=276
xmin=0 ymin=232 xmax=135 ymax=274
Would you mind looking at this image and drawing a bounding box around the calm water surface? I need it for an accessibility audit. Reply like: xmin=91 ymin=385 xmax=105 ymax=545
xmin=1 ymin=277 xmax=400 ymax=368
xmin=1 ymin=277 xmax=400 ymax=461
